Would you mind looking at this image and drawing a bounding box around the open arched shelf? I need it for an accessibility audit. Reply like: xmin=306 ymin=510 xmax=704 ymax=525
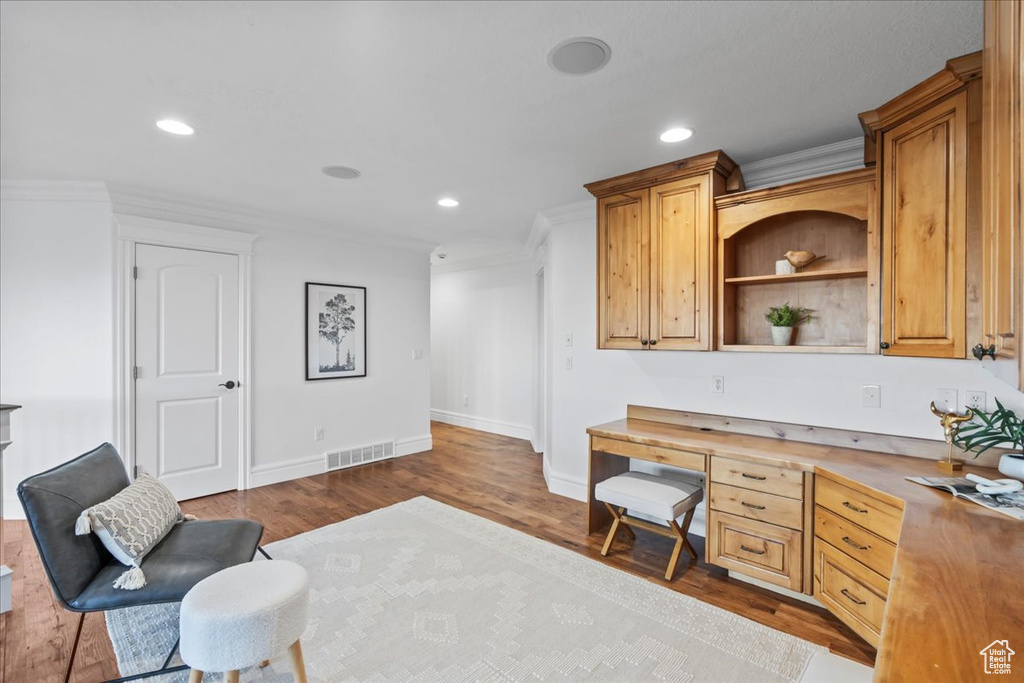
xmin=715 ymin=168 xmax=879 ymax=353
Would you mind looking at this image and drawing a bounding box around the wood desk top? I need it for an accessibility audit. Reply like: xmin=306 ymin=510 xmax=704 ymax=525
xmin=587 ymin=417 xmax=1024 ymax=682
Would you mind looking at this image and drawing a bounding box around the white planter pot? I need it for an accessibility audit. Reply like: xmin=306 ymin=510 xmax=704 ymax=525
xmin=771 ymin=326 xmax=793 ymax=346
xmin=998 ymin=453 xmax=1024 ymax=481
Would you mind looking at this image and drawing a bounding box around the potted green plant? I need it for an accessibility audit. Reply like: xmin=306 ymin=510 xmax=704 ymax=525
xmin=764 ymin=303 xmax=813 ymax=346
xmin=954 ymin=398 xmax=1024 ymax=480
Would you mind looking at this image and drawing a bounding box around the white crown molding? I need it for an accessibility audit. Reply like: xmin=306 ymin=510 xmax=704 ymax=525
xmin=740 ymin=137 xmax=866 ymax=190
xmin=106 ymin=183 xmax=438 ymax=254
xmin=0 ymin=180 xmax=110 ymax=203
xmin=431 ymin=249 xmax=534 ymax=275
xmin=115 ymin=213 xmax=260 ymax=255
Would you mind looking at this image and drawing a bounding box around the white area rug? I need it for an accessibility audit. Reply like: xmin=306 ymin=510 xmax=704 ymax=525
xmin=107 ymin=497 xmax=826 ymax=682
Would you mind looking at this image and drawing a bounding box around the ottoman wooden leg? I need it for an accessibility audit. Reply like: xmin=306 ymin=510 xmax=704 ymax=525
xmin=260 ymin=660 xmax=270 ymax=668
xmin=188 ymin=671 xmax=204 ymax=683
xmin=289 ymin=639 xmax=308 ymax=683
xmin=225 ymin=671 xmax=239 ymax=683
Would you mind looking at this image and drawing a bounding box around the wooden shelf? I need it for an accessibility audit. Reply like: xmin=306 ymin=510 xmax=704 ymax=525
xmin=721 ymin=344 xmax=870 ymax=354
xmin=724 ymin=268 xmax=868 ymax=286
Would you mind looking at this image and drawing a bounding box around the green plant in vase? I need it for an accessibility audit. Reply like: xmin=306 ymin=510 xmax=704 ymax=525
xmin=764 ymin=303 xmax=813 ymax=346
xmin=954 ymin=398 xmax=1024 ymax=480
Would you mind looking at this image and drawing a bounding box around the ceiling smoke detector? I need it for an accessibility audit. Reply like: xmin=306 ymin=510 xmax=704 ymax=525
xmin=322 ymin=166 xmax=362 ymax=180
xmin=548 ymin=37 xmax=611 ymax=76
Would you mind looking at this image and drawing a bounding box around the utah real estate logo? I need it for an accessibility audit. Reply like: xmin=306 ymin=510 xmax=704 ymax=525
xmin=980 ymin=640 xmax=1015 ymax=675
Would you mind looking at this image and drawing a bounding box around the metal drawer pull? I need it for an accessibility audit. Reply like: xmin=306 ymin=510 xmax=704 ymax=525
xmin=741 ymin=473 xmax=767 ymax=481
xmin=842 ymin=501 xmax=868 ymax=513
xmin=741 ymin=502 xmax=766 ymax=510
xmin=740 ymin=545 xmax=765 ymax=555
xmin=842 ymin=536 xmax=869 ymax=551
xmin=841 ymin=588 xmax=867 ymax=606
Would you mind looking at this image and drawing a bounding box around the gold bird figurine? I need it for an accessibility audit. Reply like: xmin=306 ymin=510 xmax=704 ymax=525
xmin=784 ymin=250 xmax=826 ymax=270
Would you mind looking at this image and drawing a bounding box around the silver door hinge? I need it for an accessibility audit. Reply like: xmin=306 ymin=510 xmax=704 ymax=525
xmin=133 ymin=366 xmax=139 ymax=380
xmin=133 ymin=266 xmax=138 ymax=279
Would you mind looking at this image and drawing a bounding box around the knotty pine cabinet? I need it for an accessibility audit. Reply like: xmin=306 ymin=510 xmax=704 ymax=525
xmin=981 ymin=0 xmax=1023 ymax=388
xmin=860 ymin=52 xmax=983 ymax=359
xmin=585 ymin=151 xmax=740 ymax=350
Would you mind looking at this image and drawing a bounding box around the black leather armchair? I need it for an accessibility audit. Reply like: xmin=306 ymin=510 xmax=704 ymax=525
xmin=18 ymin=443 xmax=264 ymax=683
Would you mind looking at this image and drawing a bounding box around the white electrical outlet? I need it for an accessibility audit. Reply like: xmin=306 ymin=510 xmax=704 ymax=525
xmin=965 ymin=390 xmax=986 ymax=411
xmin=862 ymin=384 xmax=881 ymax=408
xmin=565 ymin=356 xmax=573 ymax=370
xmin=462 ymin=395 xmax=469 ymax=407
xmin=564 ymin=333 xmax=573 ymax=347
xmin=935 ymin=388 xmax=958 ymax=413
xmin=712 ymin=376 xmax=724 ymax=393
xmin=314 ymin=426 xmax=324 ymax=441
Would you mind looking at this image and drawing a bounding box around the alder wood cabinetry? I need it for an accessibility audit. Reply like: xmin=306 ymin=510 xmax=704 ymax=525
xmin=585 ymin=152 xmax=740 ymax=350
xmin=981 ymin=0 xmax=1023 ymax=387
xmin=715 ymin=169 xmax=878 ymax=352
xmin=860 ymin=53 xmax=983 ymax=359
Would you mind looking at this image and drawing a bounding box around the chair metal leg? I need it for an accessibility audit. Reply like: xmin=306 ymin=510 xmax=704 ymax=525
xmin=64 ymin=612 xmax=86 ymax=683
xmin=257 ymin=546 xmax=273 ymax=560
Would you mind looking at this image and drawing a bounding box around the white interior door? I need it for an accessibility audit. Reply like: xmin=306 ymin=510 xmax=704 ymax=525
xmin=134 ymin=243 xmax=240 ymax=500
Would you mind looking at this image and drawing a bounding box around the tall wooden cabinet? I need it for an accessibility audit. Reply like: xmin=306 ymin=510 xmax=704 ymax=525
xmin=860 ymin=53 xmax=982 ymax=359
xmin=586 ymin=152 xmax=739 ymax=350
xmin=982 ymin=0 xmax=1023 ymax=388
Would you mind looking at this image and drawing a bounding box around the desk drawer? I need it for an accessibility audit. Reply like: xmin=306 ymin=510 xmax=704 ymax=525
xmin=708 ymin=511 xmax=802 ymax=591
xmin=814 ymin=540 xmax=889 ymax=648
xmin=815 ymin=506 xmax=896 ymax=579
xmin=816 ymin=476 xmax=903 ymax=543
xmin=710 ymin=456 xmax=804 ymax=500
xmin=710 ymin=483 xmax=804 ymax=530
xmin=591 ymin=436 xmax=706 ymax=471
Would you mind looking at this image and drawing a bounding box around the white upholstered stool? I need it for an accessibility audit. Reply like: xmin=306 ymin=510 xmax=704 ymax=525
xmin=180 ymin=560 xmax=309 ymax=683
xmin=594 ymin=472 xmax=703 ymax=580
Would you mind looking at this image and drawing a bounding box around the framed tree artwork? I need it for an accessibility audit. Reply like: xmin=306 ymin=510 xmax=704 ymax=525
xmin=305 ymin=282 xmax=367 ymax=380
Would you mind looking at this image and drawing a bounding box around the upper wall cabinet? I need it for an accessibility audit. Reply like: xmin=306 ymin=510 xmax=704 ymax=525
xmin=859 ymin=53 xmax=983 ymax=359
xmin=585 ymin=152 xmax=740 ymax=350
xmin=981 ymin=0 xmax=1023 ymax=388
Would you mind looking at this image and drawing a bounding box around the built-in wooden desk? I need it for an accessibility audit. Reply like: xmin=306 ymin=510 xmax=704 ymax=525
xmin=587 ymin=406 xmax=1023 ymax=682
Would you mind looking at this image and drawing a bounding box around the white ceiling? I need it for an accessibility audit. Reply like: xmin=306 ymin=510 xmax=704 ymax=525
xmin=0 ymin=1 xmax=982 ymax=261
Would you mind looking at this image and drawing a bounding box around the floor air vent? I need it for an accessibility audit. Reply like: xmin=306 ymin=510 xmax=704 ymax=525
xmin=326 ymin=440 xmax=395 ymax=472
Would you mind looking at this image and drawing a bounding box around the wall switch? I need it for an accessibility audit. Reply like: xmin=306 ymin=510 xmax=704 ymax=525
xmin=935 ymin=388 xmax=958 ymax=413
xmin=712 ymin=376 xmax=724 ymax=393
xmin=862 ymin=384 xmax=881 ymax=408
xmin=462 ymin=395 xmax=469 ymax=407
xmin=565 ymin=356 xmax=573 ymax=370
xmin=564 ymin=333 xmax=573 ymax=347
xmin=314 ymin=426 xmax=324 ymax=441
xmin=412 ymin=349 xmax=424 ymax=360
xmin=965 ymin=390 xmax=987 ymax=411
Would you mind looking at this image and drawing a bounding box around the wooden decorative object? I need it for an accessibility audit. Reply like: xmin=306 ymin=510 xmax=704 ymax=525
xmin=715 ymin=168 xmax=878 ymax=353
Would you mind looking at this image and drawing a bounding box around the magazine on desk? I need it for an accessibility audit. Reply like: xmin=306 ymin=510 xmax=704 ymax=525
xmin=907 ymin=477 xmax=1024 ymax=521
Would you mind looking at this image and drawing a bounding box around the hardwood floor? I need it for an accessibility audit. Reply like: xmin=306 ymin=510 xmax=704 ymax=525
xmin=0 ymin=422 xmax=875 ymax=681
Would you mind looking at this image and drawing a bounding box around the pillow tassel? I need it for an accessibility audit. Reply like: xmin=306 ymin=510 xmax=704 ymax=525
xmin=112 ymin=566 xmax=147 ymax=590
xmin=74 ymin=511 xmax=92 ymax=536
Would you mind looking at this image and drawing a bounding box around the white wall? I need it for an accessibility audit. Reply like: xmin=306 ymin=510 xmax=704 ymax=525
xmin=430 ymin=261 xmax=536 ymax=442
xmin=544 ymin=211 xmax=1024 ymax=501
xmin=0 ymin=193 xmax=117 ymax=515
xmin=0 ymin=188 xmax=433 ymax=514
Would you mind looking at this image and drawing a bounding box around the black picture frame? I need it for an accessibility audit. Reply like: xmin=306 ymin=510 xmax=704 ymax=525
xmin=305 ymin=282 xmax=367 ymax=380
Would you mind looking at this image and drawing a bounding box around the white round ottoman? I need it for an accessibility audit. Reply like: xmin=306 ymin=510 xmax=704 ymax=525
xmin=180 ymin=560 xmax=309 ymax=683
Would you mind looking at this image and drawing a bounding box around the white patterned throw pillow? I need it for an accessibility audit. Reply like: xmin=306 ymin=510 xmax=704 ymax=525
xmin=75 ymin=473 xmax=193 ymax=590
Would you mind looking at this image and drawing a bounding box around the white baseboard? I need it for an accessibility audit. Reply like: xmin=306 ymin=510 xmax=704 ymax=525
xmin=249 ymin=454 xmax=325 ymax=489
xmin=395 ymin=433 xmax=433 ymax=457
xmin=431 ymin=408 xmax=533 ymax=442
xmin=543 ymin=465 xmax=587 ymax=502
xmin=4 ymin=493 xmax=24 ymax=521
xmin=0 ymin=565 xmax=11 ymax=613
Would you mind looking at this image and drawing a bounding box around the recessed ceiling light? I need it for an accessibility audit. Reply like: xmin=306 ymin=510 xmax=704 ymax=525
xmin=660 ymin=127 xmax=693 ymax=143
xmin=438 ymin=198 xmax=459 ymax=208
xmin=156 ymin=119 xmax=194 ymax=136
xmin=322 ymin=165 xmax=362 ymax=180
xmin=548 ymin=37 xmax=611 ymax=76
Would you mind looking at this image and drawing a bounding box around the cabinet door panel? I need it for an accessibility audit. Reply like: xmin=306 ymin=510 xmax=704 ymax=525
xmin=597 ymin=191 xmax=649 ymax=348
xmin=882 ymin=91 xmax=967 ymax=358
xmin=650 ymin=176 xmax=711 ymax=350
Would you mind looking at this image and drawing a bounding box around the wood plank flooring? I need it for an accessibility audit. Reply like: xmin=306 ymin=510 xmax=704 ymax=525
xmin=0 ymin=422 xmax=875 ymax=681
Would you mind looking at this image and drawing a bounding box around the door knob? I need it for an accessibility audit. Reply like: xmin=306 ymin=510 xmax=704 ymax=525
xmin=649 ymin=339 xmax=658 ymax=346
xmin=218 ymin=381 xmax=237 ymax=389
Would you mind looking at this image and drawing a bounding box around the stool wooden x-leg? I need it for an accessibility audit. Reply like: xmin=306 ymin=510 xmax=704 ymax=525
xmin=600 ymin=502 xmax=698 ymax=580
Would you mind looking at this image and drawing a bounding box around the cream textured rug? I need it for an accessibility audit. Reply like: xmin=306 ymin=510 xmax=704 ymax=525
xmin=107 ymin=496 xmax=825 ymax=682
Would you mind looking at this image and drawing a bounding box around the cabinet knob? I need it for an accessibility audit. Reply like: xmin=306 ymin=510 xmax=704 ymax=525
xmin=879 ymin=342 xmax=890 ymax=350
xmin=972 ymin=343 xmax=997 ymax=361
xmin=641 ymin=339 xmax=649 ymax=346
xmin=649 ymin=339 xmax=658 ymax=346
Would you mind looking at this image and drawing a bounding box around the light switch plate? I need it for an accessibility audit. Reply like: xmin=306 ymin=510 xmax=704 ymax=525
xmin=862 ymin=385 xmax=881 ymax=408
xmin=935 ymin=388 xmax=958 ymax=413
